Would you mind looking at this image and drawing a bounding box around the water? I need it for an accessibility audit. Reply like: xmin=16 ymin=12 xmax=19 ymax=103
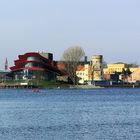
xmin=0 ymin=88 xmax=140 ymax=140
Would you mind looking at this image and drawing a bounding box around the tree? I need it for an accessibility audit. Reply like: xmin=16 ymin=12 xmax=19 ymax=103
xmin=62 ymin=46 xmax=85 ymax=85
xmin=122 ymin=68 xmax=132 ymax=84
xmin=122 ymin=68 xmax=132 ymax=77
xmin=127 ymin=62 xmax=139 ymax=67
xmin=102 ymin=61 xmax=107 ymax=68
xmin=125 ymin=68 xmax=132 ymax=76
xmin=122 ymin=68 xmax=126 ymax=76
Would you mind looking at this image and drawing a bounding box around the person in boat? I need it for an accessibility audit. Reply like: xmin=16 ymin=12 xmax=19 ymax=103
xmin=32 ymin=88 xmax=40 ymax=93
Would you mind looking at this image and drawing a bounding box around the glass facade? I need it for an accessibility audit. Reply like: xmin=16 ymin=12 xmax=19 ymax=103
xmin=11 ymin=53 xmax=59 ymax=81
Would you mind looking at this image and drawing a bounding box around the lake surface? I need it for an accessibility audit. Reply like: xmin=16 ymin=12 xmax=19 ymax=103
xmin=0 ymin=88 xmax=140 ymax=140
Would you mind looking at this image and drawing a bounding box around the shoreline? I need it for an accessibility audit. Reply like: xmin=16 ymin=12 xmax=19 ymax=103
xmin=0 ymin=84 xmax=139 ymax=89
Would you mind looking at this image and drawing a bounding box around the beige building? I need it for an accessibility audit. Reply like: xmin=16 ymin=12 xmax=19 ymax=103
xmin=84 ymin=64 xmax=92 ymax=81
xmin=76 ymin=54 xmax=103 ymax=84
xmin=129 ymin=67 xmax=138 ymax=73
xmin=103 ymin=63 xmax=139 ymax=82
xmin=103 ymin=63 xmax=127 ymax=74
xmin=76 ymin=65 xmax=85 ymax=84
xmin=76 ymin=58 xmax=139 ymax=84
xmin=76 ymin=64 xmax=92 ymax=84
xmin=128 ymin=68 xmax=140 ymax=83
xmin=103 ymin=63 xmax=138 ymax=74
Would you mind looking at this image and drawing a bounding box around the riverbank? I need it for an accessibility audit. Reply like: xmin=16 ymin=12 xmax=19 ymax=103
xmin=0 ymin=82 xmax=139 ymax=89
xmin=0 ymin=81 xmax=69 ymax=89
xmin=70 ymin=85 xmax=104 ymax=89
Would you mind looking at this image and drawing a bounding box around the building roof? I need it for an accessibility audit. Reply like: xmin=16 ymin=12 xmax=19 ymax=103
xmin=77 ymin=65 xmax=85 ymax=71
xmin=10 ymin=52 xmax=63 ymax=75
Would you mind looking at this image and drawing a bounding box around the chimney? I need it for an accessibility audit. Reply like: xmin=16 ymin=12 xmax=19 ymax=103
xmin=84 ymin=56 xmax=87 ymax=63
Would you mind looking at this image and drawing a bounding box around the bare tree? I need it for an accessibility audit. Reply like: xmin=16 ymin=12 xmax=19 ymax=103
xmin=127 ymin=62 xmax=139 ymax=67
xmin=62 ymin=46 xmax=85 ymax=85
xmin=102 ymin=61 xmax=107 ymax=68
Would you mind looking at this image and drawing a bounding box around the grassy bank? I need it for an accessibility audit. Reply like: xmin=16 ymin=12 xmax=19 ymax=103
xmin=0 ymin=80 xmax=70 ymax=89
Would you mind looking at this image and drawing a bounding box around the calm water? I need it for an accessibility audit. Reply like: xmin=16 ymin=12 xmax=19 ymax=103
xmin=0 ymin=88 xmax=140 ymax=140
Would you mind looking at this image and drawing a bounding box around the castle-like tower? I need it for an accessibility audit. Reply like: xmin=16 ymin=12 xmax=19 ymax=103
xmin=92 ymin=55 xmax=103 ymax=81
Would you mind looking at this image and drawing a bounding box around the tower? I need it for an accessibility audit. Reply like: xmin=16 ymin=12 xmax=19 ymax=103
xmin=92 ymin=55 xmax=103 ymax=81
xmin=4 ymin=57 xmax=8 ymax=71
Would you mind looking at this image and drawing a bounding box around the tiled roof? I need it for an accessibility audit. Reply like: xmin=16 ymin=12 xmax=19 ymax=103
xmin=77 ymin=65 xmax=85 ymax=71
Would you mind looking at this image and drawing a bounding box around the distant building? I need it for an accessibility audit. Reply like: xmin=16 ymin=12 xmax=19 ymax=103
xmin=103 ymin=73 xmax=119 ymax=82
xmin=0 ymin=58 xmax=10 ymax=82
xmin=55 ymin=61 xmax=68 ymax=82
xmin=92 ymin=55 xmax=103 ymax=81
xmin=76 ymin=65 xmax=85 ymax=84
xmin=0 ymin=70 xmax=10 ymax=82
xmin=4 ymin=57 xmax=8 ymax=71
xmin=76 ymin=57 xmax=140 ymax=84
xmin=128 ymin=68 xmax=140 ymax=83
xmin=103 ymin=63 xmax=138 ymax=74
xmin=76 ymin=64 xmax=92 ymax=84
xmin=103 ymin=63 xmax=128 ymax=74
xmin=103 ymin=63 xmax=138 ymax=81
xmin=9 ymin=52 xmax=62 ymax=81
xmin=84 ymin=64 xmax=92 ymax=82
xmin=56 ymin=60 xmax=90 ymax=84
xmin=76 ymin=55 xmax=103 ymax=84
xmin=129 ymin=67 xmax=138 ymax=73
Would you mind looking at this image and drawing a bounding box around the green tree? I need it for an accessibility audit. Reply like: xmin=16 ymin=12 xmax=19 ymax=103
xmin=122 ymin=68 xmax=126 ymax=76
xmin=122 ymin=68 xmax=132 ymax=84
xmin=125 ymin=68 xmax=132 ymax=76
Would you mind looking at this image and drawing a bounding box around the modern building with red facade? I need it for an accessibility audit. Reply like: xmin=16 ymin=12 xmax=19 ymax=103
xmin=10 ymin=52 xmax=62 ymax=81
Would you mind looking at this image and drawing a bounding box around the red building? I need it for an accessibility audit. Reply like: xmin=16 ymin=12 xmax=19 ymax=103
xmin=10 ymin=52 xmax=62 ymax=81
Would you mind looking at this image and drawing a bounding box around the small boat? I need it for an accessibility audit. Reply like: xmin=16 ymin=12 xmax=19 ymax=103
xmin=32 ymin=88 xmax=40 ymax=93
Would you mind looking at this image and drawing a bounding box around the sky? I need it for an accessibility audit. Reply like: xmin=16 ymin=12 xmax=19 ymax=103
xmin=0 ymin=0 xmax=140 ymax=69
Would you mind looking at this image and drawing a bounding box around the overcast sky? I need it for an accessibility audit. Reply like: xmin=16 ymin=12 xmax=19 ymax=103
xmin=0 ymin=0 xmax=140 ymax=69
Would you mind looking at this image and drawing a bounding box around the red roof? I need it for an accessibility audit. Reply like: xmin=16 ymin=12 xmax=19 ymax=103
xmin=10 ymin=52 xmax=63 ymax=75
xmin=77 ymin=65 xmax=85 ymax=71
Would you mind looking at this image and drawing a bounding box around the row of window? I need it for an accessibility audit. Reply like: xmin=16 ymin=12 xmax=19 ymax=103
xmin=108 ymin=68 xmax=123 ymax=71
xmin=14 ymin=70 xmax=56 ymax=80
xmin=24 ymin=62 xmax=47 ymax=69
xmin=77 ymin=72 xmax=88 ymax=76
xmin=26 ymin=56 xmax=50 ymax=66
